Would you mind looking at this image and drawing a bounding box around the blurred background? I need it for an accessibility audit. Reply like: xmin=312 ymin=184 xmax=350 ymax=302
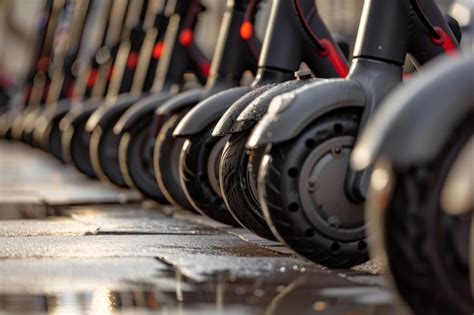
xmin=0 ymin=0 xmax=459 ymax=88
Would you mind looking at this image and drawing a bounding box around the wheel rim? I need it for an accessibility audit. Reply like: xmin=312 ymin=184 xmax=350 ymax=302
xmin=298 ymin=136 xmax=365 ymax=242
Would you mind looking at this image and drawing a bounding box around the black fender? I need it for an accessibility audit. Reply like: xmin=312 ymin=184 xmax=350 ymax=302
xmin=236 ymin=79 xmax=313 ymax=133
xmin=155 ymin=88 xmax=204 ymax=117
xmin=352 ymin=54 xmax=474 ymax=169
xmin=212 ymin=84 xmax=277 ymax=136
xmin=113 ymin=91 xmax=173 ymax=135
xmin=85 ymin=94 xmax=143 ymax=132
xmin=59 ymin=98 xmax=102 ymax=131
xmin=152 ymin=88 xmax=204 ymax=136
xmin=246 ymin=79 xmax=367 ymax=149
xmin=34 ymin=99 xmax=72 ymax=143
xmin=173 ymin=86 xmax=251 ymax=137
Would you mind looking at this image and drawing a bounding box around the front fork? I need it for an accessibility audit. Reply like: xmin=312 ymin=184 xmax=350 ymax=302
xmin=344 ymin=0 xmax=459 ymax=202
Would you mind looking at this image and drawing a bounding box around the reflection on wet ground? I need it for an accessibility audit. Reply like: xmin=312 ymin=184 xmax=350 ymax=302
xmin=0 ymin=141 xmax=409 ymax=314
xmin=0 ymin=272 xmax=405 ymax=315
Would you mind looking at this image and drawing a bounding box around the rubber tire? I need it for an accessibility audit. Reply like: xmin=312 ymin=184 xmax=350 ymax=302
xmin=119 ymin=117 xmax=169 ymax=203
xmin=220 ymin=130 xmax=276 ymax=238
xmin=180 ymin=125 xmax=238 ymax=226
xmin=259 ymin=110 xmax=368 ymax=268
xmin=89 ymin=123 xmax=128 ymax=188
xmin=154 ymin=110 xmax=194 ymax=211
xmin=379 ymin=118 xmax=473 ymax=315
xmin=46 ymin=114 xmax=67 ymax=162
xmin=62 ymin=118 xmax=97 ymax=178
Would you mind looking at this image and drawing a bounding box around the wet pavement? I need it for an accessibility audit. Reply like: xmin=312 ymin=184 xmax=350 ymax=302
xmin=0 ymin=141 xmax=410 ymax=314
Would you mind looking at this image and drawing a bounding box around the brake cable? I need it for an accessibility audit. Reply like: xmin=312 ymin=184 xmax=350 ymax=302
xmin=292 ymin=0 xmax=348 ymax=77
xmin=409 ymin=0 xmax=442 ymax=40
xmin=293 ymin=0 xmax=326 ymax=53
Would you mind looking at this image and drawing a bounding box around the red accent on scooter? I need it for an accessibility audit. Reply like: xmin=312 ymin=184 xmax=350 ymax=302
xmin=87 ymin=69 xmax=98 ymax=88
xmin=240 ymin=21 xmax=253 ymax=41
xmin=200 ymin=62 xmax=211 ymax=77
xmin=36 ymin=57 xmax=50 ymax=72
xmin=432 ymin=27 xmax=457 ymax=55
xmin=127 ymin=51 xmax=139 ymax=69
xmin=319 ymin=39 xmax=349 ymax=78
xmin=179 ymin=29 xmax=194 ymax=47
xmin=152 ymin=42 xmax=165 ymax=59
xmin=67 ymin=85 xmax=76 ymax=99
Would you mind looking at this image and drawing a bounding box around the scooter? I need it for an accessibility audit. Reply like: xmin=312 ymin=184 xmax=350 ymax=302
xmin=60 ymin=0 xmax=132 ymax=178
xmin=351 ymin=3 xmax=473 ymax=313
xmin=246 ymin=0 xmax=459 ymax=267
xmin=356 ymin=53 xmax=473 ymax=315
xmin=34 ymin=0 xmax=111 ymax=161
xmin=0 ymin=0 xmax=59 ymax=140
xmin=113 ymin=0 xmax=251 ymax=203
xmin=85 ymin=0 xmax=211 ymax=188
xmin=7 ymin=0 xmax=64 ymax=143
xmin=149 ymin=0 xmax=262 ymax=220
xmin=179 ymin=0 xmax=350 ymax=235
xmin=18 ymin=0 xmax=93 ymax=152
xmin=38 ymin=0 xmax=152 ymax=164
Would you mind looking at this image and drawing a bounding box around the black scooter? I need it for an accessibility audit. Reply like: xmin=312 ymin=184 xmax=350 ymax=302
xmin=60 ymin=0 xmax=134 ymax=178
xmin=85 ymin=0 xmax=211 ymax=189
xmin=247 ymin=0 xmax=460 ymax=267
xmin=114 ymin=0 xmax=260 ymax=204
xmin=35 ymin=0 xmax=112 ymax=161
xmin=0 ymin=0 xmax=61 ymax=140
xmin=9 ymin=0 xmax=65 ymax=144
xmin=60 ymin=0 xmax=174 ymax=179
xmin=351 ymin=4 xmax=473 ymax=313
xmin=147 ymin=0 xmax=262 ymax=218
xmin=180 ymin=0 xmax=350 ymax=234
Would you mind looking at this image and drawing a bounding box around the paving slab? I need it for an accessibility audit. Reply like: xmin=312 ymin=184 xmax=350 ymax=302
xmin=0 ymin=141 xmax=141 ymax=215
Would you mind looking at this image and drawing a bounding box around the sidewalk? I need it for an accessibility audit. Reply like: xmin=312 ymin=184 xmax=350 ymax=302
xmin=0 ymin=141 xmax=407 ymax=315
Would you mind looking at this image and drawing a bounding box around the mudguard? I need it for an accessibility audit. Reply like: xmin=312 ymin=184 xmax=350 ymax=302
xmin=212 ymin=84 xmax=277 ymax=136
xmin=352 ymin=54 xmax=474 ymax=169
xmin=113 ymin=90 xmax=173 ymax=135
xmin=155 ymin=88 xmax=204 ymax=117
xmin=85 ymin=94 xmax=143 ymax=132
xmin=236 ymin=79 xmax=313 ymax=133
xmin=173 ymin=86 xmax=251 ymax=137
xmin=246 ymin=79 xmax=366 ymax=148
xmin=59 ymin=98 xmax=102 ymax=131
xmin=34 ymin=99 xmax=72 ymax=146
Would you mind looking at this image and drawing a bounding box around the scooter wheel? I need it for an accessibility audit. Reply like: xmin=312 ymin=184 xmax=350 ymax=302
xmin=220 ymin=130 xmax=276 ymax=238
xmin=89 ymin=123 xmax=127 ymax=187
xmin=259 ymin=110 xmax=368 ymax=268
xmin=62 ymin=119 xmax=96 ymax=178
xmin=180 ymin=124 xmax=238 ymax=226
xmin=368 ymin=117 xmax=473 ymax=315
xmin=154 ymin=110 xmax=194 ymax=211
xmin=119 ymin=117 xmax=169 ymax=204
xmin=46 ymin=115 xmax=67 ymax=162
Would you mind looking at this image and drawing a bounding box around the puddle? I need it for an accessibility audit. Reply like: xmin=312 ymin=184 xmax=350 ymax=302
xmin=0 ymin=268 xmax=406 ymax=315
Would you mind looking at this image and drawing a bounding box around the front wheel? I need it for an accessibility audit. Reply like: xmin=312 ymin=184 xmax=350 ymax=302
xmin=62 ymin=117 xmax=96 ymax=178
xmin=179 ymin=124 xmax=238 ymax=226
xmin=258 ymin=109 xmax=368 ymax=268
xmin=367 ymin=116 xmax=473 ymax=315
xmin=89 ymin=123 xmax=128 ymax=188
xmin=119 ymin=117 xmax=168 ymax=204
xmin=154 ymin=110 xmax=194 ymax=211
xmin=220 ymin=130 xmax=276 ymax=238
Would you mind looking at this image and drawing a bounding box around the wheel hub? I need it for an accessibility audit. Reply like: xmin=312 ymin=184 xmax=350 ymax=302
xmin=298 ymin=136 xmax=365 ymax=241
